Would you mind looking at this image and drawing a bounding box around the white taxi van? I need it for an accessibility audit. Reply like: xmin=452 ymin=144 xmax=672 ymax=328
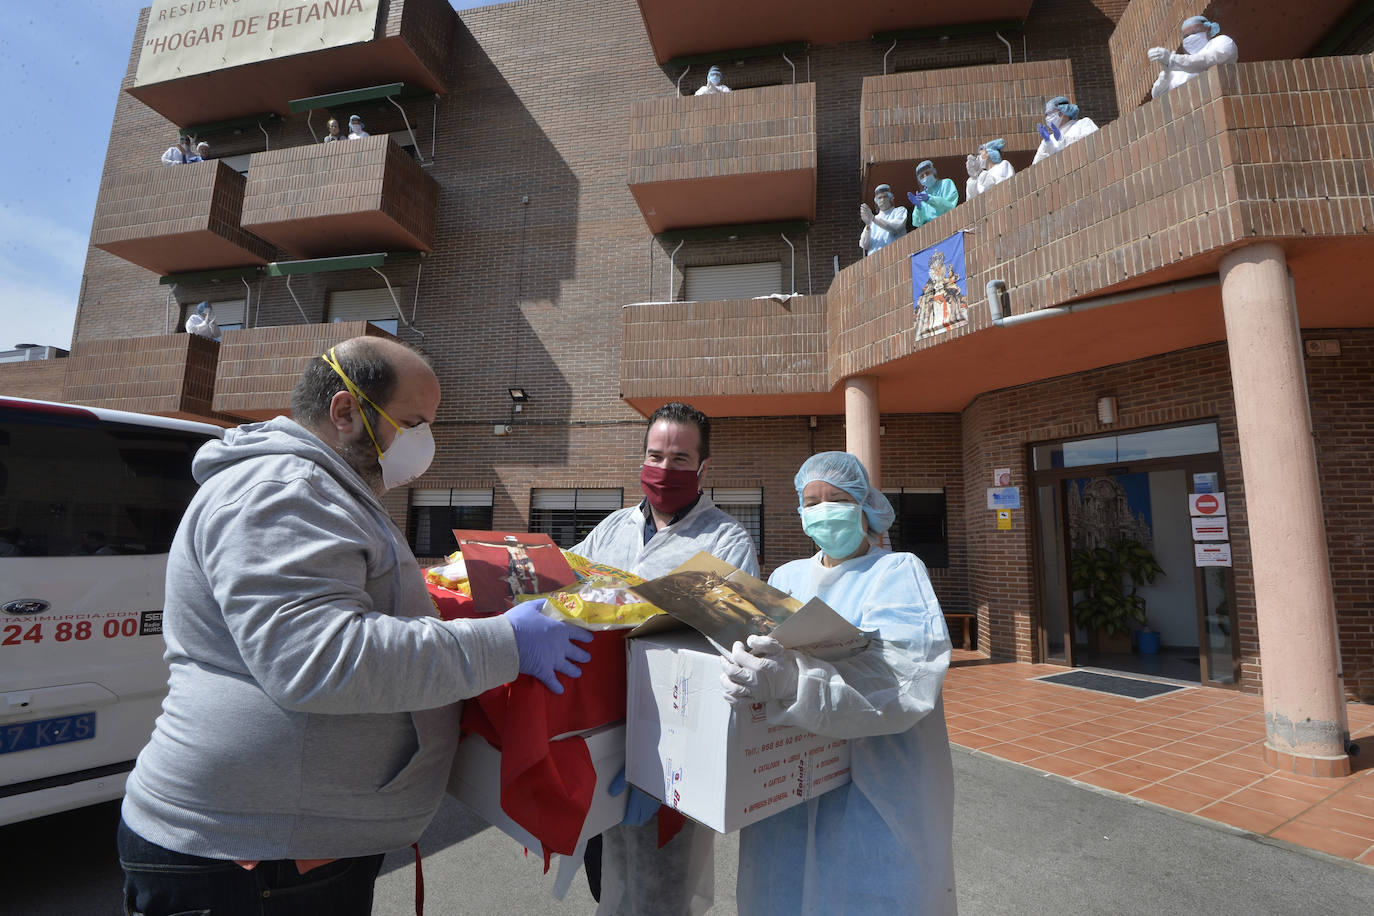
xmin=0 ymin=397 xmax=222 ymax=825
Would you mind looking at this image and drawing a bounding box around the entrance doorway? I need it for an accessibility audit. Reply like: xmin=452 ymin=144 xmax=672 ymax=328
xmin=1030 ymin=422 xmax=1239 ymax=686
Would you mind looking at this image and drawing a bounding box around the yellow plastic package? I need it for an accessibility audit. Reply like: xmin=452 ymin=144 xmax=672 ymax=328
xmin=536 ymin=551 xmax=661 ymax=629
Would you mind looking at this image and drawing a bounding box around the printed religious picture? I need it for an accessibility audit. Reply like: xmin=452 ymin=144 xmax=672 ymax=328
xmin=912 ymin=231 xmax=969 ymax=339
xmin=455 ymin=530 xmax=575 ymax=614
xmin=631 ymin=554 xmax=803 ymax=654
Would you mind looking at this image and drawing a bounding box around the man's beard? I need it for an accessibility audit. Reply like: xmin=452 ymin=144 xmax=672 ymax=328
xmin=337 ymin=430 xmax=384 ymax=494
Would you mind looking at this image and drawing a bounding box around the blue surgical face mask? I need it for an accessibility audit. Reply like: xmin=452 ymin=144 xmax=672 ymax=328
xmin=919 ymin=172 xmax=937 ymax=189
xmin=800 ymin=501 xmax=866 ymax=560
xmin=709 ymin=71 xmax=721 ymax=85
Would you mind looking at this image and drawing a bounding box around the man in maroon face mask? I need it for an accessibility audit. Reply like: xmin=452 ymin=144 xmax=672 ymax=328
xmin=572 ymin=401 xmax=759 ymax=915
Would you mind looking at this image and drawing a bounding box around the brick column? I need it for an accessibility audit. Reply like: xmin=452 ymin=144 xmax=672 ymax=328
xmin=844 ymin=375 xmax=881 ymax=488
xmin=1219 ymin=242 xmax=1350 ymax=778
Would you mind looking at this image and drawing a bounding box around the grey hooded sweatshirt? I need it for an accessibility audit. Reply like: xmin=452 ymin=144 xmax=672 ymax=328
xmin=121 ymin=417 xmax=518 ymax=860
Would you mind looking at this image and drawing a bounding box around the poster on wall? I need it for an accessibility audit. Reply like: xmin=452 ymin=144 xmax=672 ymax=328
xmin=1194 ymin=542 xmax=1233 ymax=567
xmin=136 ymin=0 xmax=381 ymax=87
xmin=912 ymin=232 xmax=968 ymax=339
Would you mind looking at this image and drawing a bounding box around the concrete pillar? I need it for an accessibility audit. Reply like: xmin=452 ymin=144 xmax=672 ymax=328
xmin=1219 ymin=242 xmax=1349 ymax=777
xmin=844 ymin=375 xmax=881 ymax=487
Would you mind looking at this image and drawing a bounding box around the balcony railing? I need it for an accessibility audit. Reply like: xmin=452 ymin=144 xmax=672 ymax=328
xmin=91 ymin=160 xmax=273 ymax=276
xmin=213 ymin=321 xmax=395 ymax=420
xmin=628 ymin=84 xmax=816 ymax=233
xmin=59 ymin=333 xmax=227 ymax=422
xmin=859 ymin=60 xmax=1075 ymax=201
xmin=240 ymin=136 xmax=439 ymax=259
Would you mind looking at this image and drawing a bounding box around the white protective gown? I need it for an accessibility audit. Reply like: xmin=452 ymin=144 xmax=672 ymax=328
xmin=1032 ymin=117 xmax=1100 ymax=164
xmin=161 ymin=146 xmax=186 ymax=165
xmin=1151 ymin=35 xmax=1238 ymax=98
xmin=860 ymin=205 xmax=909 ymax=255
xmin=573 ymin=494 xmax=759 ymax=916
xmin=738 ymin=547 xmax=956 ymax=916
xmin=964 ymin=160 xmax=1015 ymax=201
xmin=694 ymin=83 xmax=731 ymax=96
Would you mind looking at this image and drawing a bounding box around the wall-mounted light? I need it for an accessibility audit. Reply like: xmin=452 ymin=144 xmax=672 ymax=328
xmin=1097 ymin=396 xmax=1118 ymax=425
xmin=508 ymin=388 xmax=529 ymax=402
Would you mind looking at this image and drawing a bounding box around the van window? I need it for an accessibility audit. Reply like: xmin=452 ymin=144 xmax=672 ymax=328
xmin=0 ymin=413 xmax=208 ymax=557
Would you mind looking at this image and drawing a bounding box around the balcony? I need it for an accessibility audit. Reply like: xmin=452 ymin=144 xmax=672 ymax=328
xmin=620 ymin=295 xmax=835 ymax=417
xmin=91 ymin=161 xmax=273 ymax=277
xmin=1108 ymin=0 xmax=1359 ymax=113
xmin=859 ymin=60 xmax=1075 ymax=201
xmin=59 ymin=334 xmax=228 ymax=423
xmin=213 ymin=321 xmax=396 ymax=420
xmin=125 ymin=0 xmax=455 ymax=128
xmin=240 ymin=136 xmax=439 ymax=259
xmin=628 ymin=84 xmax=816 ymax=234
xmin=635 ymin=0 xmax=1035 ymax=63
xmin=623 ymin=56 xmax=1374 ymax=416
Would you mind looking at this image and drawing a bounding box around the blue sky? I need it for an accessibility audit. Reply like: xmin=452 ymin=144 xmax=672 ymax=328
xmin=0 ymin=1 xmax=497 ymax=351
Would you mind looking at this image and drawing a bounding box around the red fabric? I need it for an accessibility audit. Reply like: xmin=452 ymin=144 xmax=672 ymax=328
xmin=427 ymin=582 xmax=630 ymax=862
xmin=657 ymin=806 xmax=687 ymax=848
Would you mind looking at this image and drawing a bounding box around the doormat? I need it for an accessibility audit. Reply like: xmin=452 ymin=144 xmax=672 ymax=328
xmin=1033 ymin=670 xmax=1189 ymax=700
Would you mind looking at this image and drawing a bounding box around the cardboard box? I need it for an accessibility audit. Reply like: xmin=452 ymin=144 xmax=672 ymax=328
xmin=626 ymin=629 xmax=851 ymax=833
xmin=446 ymin=722 xmax=627 ymax=853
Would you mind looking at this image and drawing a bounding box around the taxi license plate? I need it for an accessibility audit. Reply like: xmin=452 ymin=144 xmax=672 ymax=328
xmin=0 ymin=712 xmax=96 ymax=754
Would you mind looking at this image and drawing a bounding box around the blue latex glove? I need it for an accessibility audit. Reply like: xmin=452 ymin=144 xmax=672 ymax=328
xmin=1050 ymin=121 xmax=1062 ymax=141
xmin=505 ymin=599 xmax=593 ymax=694
xmin=907 ymin=190 xmax=928 ymax=207
xmin=1037 ymin=123 xmax=1051 ymax=143
xmin=609 ymin=766 xmax=660 ymax=826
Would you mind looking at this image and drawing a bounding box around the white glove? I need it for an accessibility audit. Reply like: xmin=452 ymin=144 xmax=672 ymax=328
xmin=1147 ymin=46 xmax=1172 ymax=67
xmin=720 ymin=636 xmax=797 ymax=706
xmin=859 ymin=202 xmax=873 ymax=224
xmin=966 ymin=154 xmax=980 ymax=178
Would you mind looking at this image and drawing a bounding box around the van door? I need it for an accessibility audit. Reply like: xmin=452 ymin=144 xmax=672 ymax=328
xmin=0 ymin=400 xmax=215 ymax=825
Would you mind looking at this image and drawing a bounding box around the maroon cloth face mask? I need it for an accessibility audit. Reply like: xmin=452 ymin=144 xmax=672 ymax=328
xmin=640 ymin=464 xmax=700 ymax=515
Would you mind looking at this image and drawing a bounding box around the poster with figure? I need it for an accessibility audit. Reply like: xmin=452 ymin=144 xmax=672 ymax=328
xmin=455 ymin=530 xmax=575 ymax=614
xmin=912 ymin=232 xmax=968 ymax=338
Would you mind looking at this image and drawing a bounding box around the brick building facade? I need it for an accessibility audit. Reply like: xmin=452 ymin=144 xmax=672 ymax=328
xmin=5 ymin=0 xmax=1373 ymax=771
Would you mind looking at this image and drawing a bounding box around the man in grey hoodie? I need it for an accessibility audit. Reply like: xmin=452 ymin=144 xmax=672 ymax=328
xmin=116 ymin=336 xmax=592 ymax=916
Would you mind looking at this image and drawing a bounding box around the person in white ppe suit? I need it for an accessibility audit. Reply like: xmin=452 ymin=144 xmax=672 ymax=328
xmin=722 ymin=451 xmax=956 ymax=916
xmin=575 ymin=401 xmax=759 ymax=916
xmin=185 ymin=302 xmax=220 ymax=342
xmin=161 ymin=135 xmax=191 ymax=165
xmin=347 ymin=115 xmax=370 ymax=139
xmin=1149 ymin=16 xmax=1238 ymax=99
xmin=859 ymin=183 xmax=908 ymax=255
xmin=965 ymin=139 xmax=1014 ymax=200
xmin=694 ymin=65 xmax=731 ymax=95
xmin=1032 ymin=96 xmax=1099 ymax=165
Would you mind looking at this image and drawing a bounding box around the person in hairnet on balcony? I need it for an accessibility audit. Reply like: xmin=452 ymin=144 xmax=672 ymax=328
xmin=965 ymin=139 xmax=1014 ymax=201
xmin=694 ymin=65 xmax=732 ymax=95
xmin=907 ymin=160 xmax=960 ymax=229
xmin=722 ymin=451 xmax=956 ymax=916
xmin=859 ymin=183 xmax=909 ymax=255
xmin=1032 ymin=96 xmax=1099 ymax=165
xmin=1148 ymin=15 xmax=1238 ymax=99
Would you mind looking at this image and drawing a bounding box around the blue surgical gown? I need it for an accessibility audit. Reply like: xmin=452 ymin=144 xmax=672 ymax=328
xmin=738 ymin=547 xmax=956 ymax=915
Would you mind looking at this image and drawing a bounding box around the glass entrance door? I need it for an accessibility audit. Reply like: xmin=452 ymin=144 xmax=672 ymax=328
xmin=1030 ymin=423 xmax=1239 ymax=686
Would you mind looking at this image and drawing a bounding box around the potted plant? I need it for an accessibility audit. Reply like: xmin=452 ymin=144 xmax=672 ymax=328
xmin=1069 ymin=537 xmax=1164 ymax=655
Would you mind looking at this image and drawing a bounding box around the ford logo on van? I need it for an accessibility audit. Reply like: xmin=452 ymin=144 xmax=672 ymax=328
xmin=3 ymin=599 xmax=50 ymax=616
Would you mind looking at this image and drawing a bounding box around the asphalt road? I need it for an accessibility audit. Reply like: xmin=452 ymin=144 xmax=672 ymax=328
xmin=6 ymin=749 xmax=1373 ymax=915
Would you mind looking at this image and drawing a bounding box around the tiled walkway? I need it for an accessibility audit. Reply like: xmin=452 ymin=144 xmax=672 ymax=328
xmin=944 ymin=651 xmax=1374 ymax=867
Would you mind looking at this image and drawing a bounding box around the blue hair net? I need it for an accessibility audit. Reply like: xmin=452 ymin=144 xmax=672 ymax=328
xmin=708 ymin=65 xmax=722 ymax=77
xmin=1182 ymin=15 xmax=1220 ymax=38
xmin=979 ymin=138 xmax=1006 ymax=165
xmin=196 ymin=301 xmax=210 ymax=316
xmin=914 ymin=159 xmax=935 ymax=176
xmin=794 ymin=451 xmax=896 ymax=534
xmin=1045 ymin=96 xmax=1079 ymax=121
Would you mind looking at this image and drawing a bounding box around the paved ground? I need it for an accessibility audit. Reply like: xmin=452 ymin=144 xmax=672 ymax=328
xmin=9 ymin=748 xmax=1372 ymax=914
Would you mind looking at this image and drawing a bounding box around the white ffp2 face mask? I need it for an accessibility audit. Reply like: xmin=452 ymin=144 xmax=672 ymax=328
xmin=1182 ymin=33 xmax=1208 ymax=54
xmin=377 ymin=422 xmax=435 ymax=490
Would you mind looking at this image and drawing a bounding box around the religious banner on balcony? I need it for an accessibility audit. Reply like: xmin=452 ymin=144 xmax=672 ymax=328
xmin=136 ymin=0 xmax=381 ymax=87
xmin=912 ymin=232 xmax=968 ymax=339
